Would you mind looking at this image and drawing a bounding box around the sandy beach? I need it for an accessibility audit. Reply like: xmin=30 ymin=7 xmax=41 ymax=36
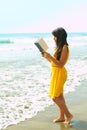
xmin=4 ymin=79 xmax=87 ymax=130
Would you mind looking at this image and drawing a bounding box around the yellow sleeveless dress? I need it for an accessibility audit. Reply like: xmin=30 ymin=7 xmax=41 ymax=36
xmin=49 ymin=48 xmax=69 ymax=98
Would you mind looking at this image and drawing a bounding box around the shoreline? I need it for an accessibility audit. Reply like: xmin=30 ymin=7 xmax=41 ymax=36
xmin=4 ymin=79 xmax=87 ymax=130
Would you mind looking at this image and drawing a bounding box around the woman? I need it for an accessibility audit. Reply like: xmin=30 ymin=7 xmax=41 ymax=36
xmin=41 ymin=27 xmax=73 ymax=124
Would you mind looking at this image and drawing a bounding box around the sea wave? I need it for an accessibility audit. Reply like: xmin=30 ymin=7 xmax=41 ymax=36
xmin=0 ymin=39 xmax=13 ymax=44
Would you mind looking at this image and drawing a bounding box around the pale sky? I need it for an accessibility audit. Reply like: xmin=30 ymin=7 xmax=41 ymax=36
xmin=0 ymin=0 xmax=87 ymax=33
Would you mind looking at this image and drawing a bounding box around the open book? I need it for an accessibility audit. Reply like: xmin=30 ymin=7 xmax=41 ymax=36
xmin=34 ymin=38 xmax=49 ymax=52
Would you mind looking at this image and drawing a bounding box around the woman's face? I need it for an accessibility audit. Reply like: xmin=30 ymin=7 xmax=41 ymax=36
xmin=53 ymin=36 xmax=57 ymax=43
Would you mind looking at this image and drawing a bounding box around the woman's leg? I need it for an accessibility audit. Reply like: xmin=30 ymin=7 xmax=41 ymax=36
xmin=53 ymin=94 xmax=73 ymax=123
xmin=52 ymin=95 xmax=65 ymax=122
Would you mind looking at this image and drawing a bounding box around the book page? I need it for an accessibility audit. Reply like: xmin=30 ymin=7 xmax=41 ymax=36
xmin=35 ymin=38 xmax=49 ymax=52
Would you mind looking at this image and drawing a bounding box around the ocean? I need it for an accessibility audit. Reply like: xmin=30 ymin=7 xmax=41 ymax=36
xmin=0 ymin=32 xmax=87 ymax=129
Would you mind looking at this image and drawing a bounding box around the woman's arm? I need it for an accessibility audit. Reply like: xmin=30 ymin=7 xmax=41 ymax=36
xmin=41 ymin=45 xmax=68 ymax=67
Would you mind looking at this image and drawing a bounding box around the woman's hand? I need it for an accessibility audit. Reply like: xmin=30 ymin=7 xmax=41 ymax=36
xmin=41 ymin=52 xmax=50 ymax=58
xmin=41 ymin=52 xmax=51 ymax=62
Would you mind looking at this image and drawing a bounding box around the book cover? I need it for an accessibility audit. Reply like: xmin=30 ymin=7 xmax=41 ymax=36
xmin=34 ymin=38 xmax=49 ymax=52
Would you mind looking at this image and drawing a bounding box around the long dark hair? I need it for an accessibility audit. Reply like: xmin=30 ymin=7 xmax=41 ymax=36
xmin=52 ymin=27 xmax=68 ymax=60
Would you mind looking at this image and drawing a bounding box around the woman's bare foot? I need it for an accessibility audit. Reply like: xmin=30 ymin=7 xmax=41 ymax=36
xmin=53 ymin=118 xmax=65 ymax=123
xmin=64 ymin=114 xmax=73 ymax=124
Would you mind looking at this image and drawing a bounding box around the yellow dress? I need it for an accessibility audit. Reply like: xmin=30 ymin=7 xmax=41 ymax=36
xmin=49 ymin=48 xmax=69 ymax=98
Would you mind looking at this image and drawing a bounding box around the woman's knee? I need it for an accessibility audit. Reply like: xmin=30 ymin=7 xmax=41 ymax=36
xmin=52 ymin=97 xmax=56 ymax=102
xmin=52 ymin=97 xmax=59 ymax=103
xmin=52 ymin=95 xmax=63 ymax=102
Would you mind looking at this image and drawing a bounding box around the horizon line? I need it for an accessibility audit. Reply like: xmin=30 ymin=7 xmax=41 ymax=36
xmin=0 ymin=31 xmax=87 ymax=34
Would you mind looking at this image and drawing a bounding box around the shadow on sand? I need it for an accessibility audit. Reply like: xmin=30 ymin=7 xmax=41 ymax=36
xmin=58 ymin=120 xmax=87 ymax=130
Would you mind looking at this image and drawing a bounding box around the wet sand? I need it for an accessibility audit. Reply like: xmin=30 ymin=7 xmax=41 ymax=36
xmin=4 ymin=80 xmax=87 ymax=130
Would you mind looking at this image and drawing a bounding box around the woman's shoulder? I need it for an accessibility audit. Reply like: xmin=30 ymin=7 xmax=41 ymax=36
xmin=63 ymin=44 xmax=69 ymax=51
